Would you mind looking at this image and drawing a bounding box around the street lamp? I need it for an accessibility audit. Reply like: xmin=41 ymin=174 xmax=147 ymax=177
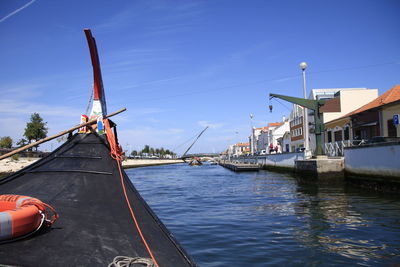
xmin=250 ymin=114 xmax=254 ymax=155
xmin=300 ymin=62 xmax=310 ymax=157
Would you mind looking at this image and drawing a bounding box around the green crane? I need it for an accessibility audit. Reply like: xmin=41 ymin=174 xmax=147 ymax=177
xmin=269 ymin=93 xmax=326 ymax=156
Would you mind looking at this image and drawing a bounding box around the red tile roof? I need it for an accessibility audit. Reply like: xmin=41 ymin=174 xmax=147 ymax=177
xmin=236 ymin=142 xmax=250 ymax=147
xmin=256 ymin=126 xmax=269 ymax=130
xmin=347 ymin=85 xmax=400 ymax=116
xmin=268 ymin=122 xmax=283 ymax=127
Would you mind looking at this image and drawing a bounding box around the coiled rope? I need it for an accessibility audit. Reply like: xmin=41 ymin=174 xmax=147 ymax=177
xmin=108 ymin=256 xmax=155 ymax=267
xmin=104 ymin=119 xmax=159 ymax=267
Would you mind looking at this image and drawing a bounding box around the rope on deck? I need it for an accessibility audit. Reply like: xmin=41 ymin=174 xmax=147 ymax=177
xmin=108 ymin=256 xmax=155 ymax=267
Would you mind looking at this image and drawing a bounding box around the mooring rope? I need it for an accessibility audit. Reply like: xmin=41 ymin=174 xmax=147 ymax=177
xmin=104 ymin=119 xmax=159 ymax=267
xmin=108 ymin=256 xmax=155 ymax=267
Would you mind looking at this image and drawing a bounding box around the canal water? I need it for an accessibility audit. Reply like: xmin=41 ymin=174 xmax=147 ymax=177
xmin=126 ymin=163 xmax=400 ymax=266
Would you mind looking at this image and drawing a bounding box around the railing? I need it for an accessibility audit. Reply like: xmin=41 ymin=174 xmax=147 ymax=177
xmin=324 ymin=140 xmax=366 ymax=157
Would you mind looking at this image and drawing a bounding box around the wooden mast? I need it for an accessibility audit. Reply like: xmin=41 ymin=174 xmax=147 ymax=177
xmin=84 ymin=28 xmax=107 ymax=117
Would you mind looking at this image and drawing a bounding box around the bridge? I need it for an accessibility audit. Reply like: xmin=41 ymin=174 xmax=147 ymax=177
xmin=181 ymin=153 xmax=220 ymax=159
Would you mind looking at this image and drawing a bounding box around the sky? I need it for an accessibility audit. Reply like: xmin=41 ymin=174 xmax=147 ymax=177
xmin=0 ymin=0 xmax=399 ymax=155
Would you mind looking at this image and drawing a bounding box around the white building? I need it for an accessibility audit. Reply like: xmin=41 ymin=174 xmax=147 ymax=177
xmin=256 ymin=122 xmax=285 ymax=153
xmin=270 ymin=119 xmax=290 ymax=152
xmin=229 ymin=142 xmax=250 ymax=157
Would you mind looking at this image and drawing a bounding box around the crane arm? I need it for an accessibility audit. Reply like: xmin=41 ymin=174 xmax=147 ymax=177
xmin=269 ymin=93 xmax=325 ymax=111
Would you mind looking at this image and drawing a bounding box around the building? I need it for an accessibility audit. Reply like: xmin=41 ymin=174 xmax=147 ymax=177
xmin=250 ymin=126 xmax=268 ymax=155
xmin=229 ymin=142 xmax=250 ymax=157
xmin=348 ymin=85 xmax=400 ymax=140
xmin=256 ymin=122 xmax=284 ymax=153
xmin=281 ymin=131 xmax=291 ymax=153
xmin=324 ymin=85 xmax=400 ymax=156
xmin=308 ymin=88 xmax=378 ymax=155
xmin=272 ymin=119 xmax=290 ymax=152
xmin=289 ymin=104 xmax=304 ymax=152
xmin=255 ymin=126 xmax=269 ymax=153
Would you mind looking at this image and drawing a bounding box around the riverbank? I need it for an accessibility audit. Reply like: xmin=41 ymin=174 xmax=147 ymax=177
xmin=122 ymin=159 xmax=184 ymax=169
xmin=0 ymin=157 xmax=39 ymax=178
xmin=0 ymin=157 xmax=184 ymax=178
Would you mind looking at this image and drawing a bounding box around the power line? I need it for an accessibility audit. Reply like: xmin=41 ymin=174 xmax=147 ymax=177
xmin=132 ymin=60 xmax=399 ymax=103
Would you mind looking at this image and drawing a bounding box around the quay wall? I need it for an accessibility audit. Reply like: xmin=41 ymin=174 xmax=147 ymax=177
xmin=230 ymin=152 xmax=304 ymax=170
xmin=344 ymin=142 xmax=400 ymax=178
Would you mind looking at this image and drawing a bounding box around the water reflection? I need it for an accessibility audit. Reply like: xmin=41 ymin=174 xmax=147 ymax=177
xmin=127 ymin=165 xmax=400 ymax=266
xmin=294 ymin=181 xmax=399 ymax=264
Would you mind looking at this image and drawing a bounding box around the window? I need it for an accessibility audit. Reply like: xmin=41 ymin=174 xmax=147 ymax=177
xmin=327 ymin=131 xmax=332 ymax=143
xmin=344 ymin=126 xmax=350 ymax=140
xmin=334 ymin=130 xmax=343 ymax=141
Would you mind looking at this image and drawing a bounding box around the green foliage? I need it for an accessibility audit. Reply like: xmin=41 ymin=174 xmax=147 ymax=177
xmin=0 ymin=136 xmax=13 ymax=148
xmin=138 ymin=145 xmax=176 ymax=158
xmin=24 ymin=113 xmax=48 ymax=151
xmin=11 ymin=154 xmax=20 ymax=161
xmin=16 ymin=138 xmax=28 ymax=148
xmin=142 ymin=145 xmax=150 ymax=154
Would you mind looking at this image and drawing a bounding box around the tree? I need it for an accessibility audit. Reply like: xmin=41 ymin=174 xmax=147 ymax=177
xmin=130 ymin=150 xmax=138 ymax=157
xmin=24 ymin=113 xmax=48 ymax=151
xmin=142 ymin=145 xmax=150 ymax=154
xmin=0 ymin=136 xmax=13 ymax=148
xmin=16 ymin=138 xmax=28 ymax=148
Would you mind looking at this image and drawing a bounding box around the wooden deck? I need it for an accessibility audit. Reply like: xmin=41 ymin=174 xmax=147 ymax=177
xmin=219 ymin=162 xmax=260 ymax=172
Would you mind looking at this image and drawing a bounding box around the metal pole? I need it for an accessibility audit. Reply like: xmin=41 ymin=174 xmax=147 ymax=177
xmin=250 ymin=114 xmax=254 ymax=155
xmin=300 ymin=62 xmax=309 ymax=157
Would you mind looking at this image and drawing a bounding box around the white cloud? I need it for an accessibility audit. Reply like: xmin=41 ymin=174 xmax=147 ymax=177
xmin=0 ymin=99 xmax=78 ymax=118
xmin=117 ymin=126 xmax=185 ymax=150
xmin=197 ymin=120 xmax=224 ymax=129
xmin=0 ymin=117 xmax=26 ymax=140
xmin=0 ymin=83 xmax=45 ymax=99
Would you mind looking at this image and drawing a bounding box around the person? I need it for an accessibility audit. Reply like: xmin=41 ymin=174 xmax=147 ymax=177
xmin=269 ymin=143 xmax=274 ymax=154
xmin=274 ymin=145 xmax=279 ymax=153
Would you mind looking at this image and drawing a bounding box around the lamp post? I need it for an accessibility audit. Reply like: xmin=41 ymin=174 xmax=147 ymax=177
xmin=234 ymin=131 xmax=239 ymax=157
xmin=250 ymin=114 xmax=254 ymax=155
xmin=300 ymin=62 xmax=309 ymax=157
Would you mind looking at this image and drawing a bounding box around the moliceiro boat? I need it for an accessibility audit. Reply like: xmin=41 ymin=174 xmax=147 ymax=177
xmin=0 ymin=29 xmax=196 ymax=267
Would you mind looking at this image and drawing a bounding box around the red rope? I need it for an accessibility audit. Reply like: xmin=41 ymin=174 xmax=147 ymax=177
xmin=103 ymin=119 xmax=159 ymax=267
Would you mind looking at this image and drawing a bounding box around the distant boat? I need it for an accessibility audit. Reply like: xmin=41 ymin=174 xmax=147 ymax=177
xmin=188 ymin=157 xmax=202 ymax=166
xmin=0 ymin=29 xmax=195 ymax=267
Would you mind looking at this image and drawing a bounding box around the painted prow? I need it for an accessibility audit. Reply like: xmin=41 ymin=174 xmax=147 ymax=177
xmin=84 ymin=28 xmax=107 ymax=118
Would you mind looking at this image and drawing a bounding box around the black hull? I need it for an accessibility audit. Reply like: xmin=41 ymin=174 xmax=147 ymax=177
xmin=0 ymin=134 xmax=195 ymax=266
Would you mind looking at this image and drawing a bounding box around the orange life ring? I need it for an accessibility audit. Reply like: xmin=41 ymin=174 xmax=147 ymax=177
xmin=0 ymin=195 xmax=58 ymax=241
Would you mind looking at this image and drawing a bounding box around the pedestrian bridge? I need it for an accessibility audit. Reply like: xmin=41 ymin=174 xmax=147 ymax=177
xmin=181 ymin=153 xmax=219 ymax=159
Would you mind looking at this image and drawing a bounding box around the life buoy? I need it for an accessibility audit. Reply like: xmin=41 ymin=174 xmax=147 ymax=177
xmin=0 ymin=195 xmax=58 ymax=241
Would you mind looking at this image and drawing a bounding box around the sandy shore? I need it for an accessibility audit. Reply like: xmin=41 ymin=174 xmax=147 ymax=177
xmin=0 ymin=157 xmax=183 ymax=176
xmin=0 ymin=157 xmax=39 ymax=175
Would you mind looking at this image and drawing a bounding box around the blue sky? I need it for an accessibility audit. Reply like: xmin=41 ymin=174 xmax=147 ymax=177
xmin=0 ymin=0 xmax=399 ymax=154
